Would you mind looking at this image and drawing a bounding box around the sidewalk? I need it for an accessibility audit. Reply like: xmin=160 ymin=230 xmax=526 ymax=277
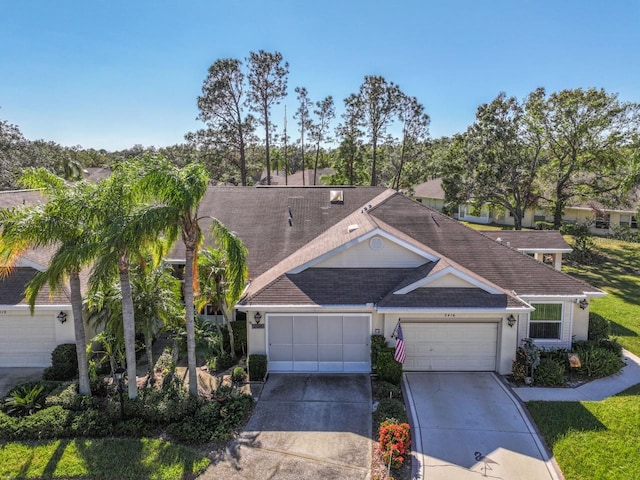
xmin=513 ymin=349 xmax=640 ymax=402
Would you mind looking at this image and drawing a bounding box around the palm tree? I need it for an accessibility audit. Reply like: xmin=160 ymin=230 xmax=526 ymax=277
xmin=90 ymin=163 xmax=170 ymax=398
xmin=85 ymin=258 xmax=184 ymax=379
xmin=0 ymin=168 xmax=97 ymax=396
xmin=196 ymin=238 xmax=247 ymax=358
xmin=137 ymin=157 xmax=246 ymax=396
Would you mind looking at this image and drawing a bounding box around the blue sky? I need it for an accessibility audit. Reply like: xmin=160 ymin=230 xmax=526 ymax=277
xmin=2 ymin=1 xmax=639 ymax=150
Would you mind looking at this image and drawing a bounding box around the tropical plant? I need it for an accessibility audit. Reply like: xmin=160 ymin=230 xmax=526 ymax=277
xmin=196 ymin=244 xmax=248 ymax=359
xmin=90 ymin=163 xmax=170 ymax=398
xmin=0 ymin=168 xmax=97 ymax=395
xmin=4 ymin=384 xmax=46 ymax=416
xmin=136 ymin=158 xmax=247 ymax=396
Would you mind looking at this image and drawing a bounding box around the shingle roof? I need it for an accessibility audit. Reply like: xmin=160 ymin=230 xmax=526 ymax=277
xmin=368 ymin=194 xmax=600 ymax=296
xmin=482 ymin=230 xmax=572 ymax=252
xmin=0 ymin=267 xmax=69 ymax=305
xmin=378 ymin=287 xmax=524 ymax=309
xmin=169 ymin=186 xmax=388 ymax=277
xmin=412 ymin=178 xmax=445 ymax=200
xmin=245 ymin=268 xmax=419 ymax=306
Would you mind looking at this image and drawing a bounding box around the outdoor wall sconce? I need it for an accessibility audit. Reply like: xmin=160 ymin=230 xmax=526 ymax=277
xmin=578 ymin=298 xmax=589 ymax=310
xmin=506 ymin=314 xmax=516 ymax=328
xmin=254 ymin=312 xmax=262 ymax=325
xmin=56 ymin=311 xmax=68 ymax=324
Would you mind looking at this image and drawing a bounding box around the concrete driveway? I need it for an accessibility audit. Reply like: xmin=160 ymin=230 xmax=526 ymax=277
xmin=199 ymin=374 xmax=372 ymax=480
xmin=404 ymin=372 xmax=561 ymax=480
xmin=0 ymin=368 xmax=44 ymax=397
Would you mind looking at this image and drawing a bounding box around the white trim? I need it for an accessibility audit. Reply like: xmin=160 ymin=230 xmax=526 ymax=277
xmin=517 ymin=248 xmax=573 ymax=253
xmin=15 ymin=257 xmax=47 ymax=271
xmin=527 ymin=301 xmax=564 ymax=342
xmin=0 ymin=304 xmax=72 ymax=310
xmin=394 ymin=265 xmax=502 ymax=295
xmin=288 ymin=228 xmax=438 ymax=274
xmin=376 ymin=306 xmax=534 ymax=313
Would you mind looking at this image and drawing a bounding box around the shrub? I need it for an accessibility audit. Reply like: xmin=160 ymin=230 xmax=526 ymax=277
xmin=511 ymin=348 xmax=529 ymax=383
xmin=154 ymin=349 xmax=176 ymax=375
xmin=247 ymin=354 xmax=267 ymax=381
xmin=232 ymin=366 xmax=246 ymax=383
xmin=595 ymin=338 xmax=623 ymax=356
xmin=374 ymin=398 xmax=407 ymax=425
xmin=0 ymin=406 xmax=74 ymax=440
xmin=168 ymin=394 xmax=252 ymax=444
xmin=230 ymin=320 xmax=247 ymax=356
xmin=573 ymin=344 xmax=624 ymax=378
xmin=373 ymin=381 xmax=401 ymax=399
xmin=43 ymin=343 xmax=78 ymax=381
xmin=588 ymin=313 xmax=611 ymax=341
xmin=377 ymin=351 xmax=402 ymax=386
xmin=3 ymin=384 xmax=46 ymax=416
xmin=535 ymin=221 xmax=555 ymax=231
xmin=534 ymin=358 xmax=566 ymax=386
xmin=71 ymin=408 xmax=114 ymax=437
xmin=45 ymin=382 xmax=94 ymax=411
xmin=378 ymin=419 xmax=411 ymax=469
xmin=113 ymin=417 xmax=146 ymax=437
xmin=370 ymin=334 xmax=387 ymax=372
xmin=208 ymin=352 xmax=234 ymax=372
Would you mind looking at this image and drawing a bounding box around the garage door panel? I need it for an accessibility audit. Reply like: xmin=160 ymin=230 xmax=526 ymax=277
xmin=293 ymin=344 xmax=318 ymax=362
xmin=319 ymin=344 xmax=342 ymax=361
xmin=318 ymin=316 xmax=342 ymax=344
xmin=403 ymin=322 xmax=498 ymax=372
xmin=269 ymin=345 xmax=293 ymax=362
xmin=269 ymin=316 xmax=293 ymax=344
xmin=343 ymin=316 xmax=369 ymax=344
xmin=293 ymin=316 xmax=317 ymax=344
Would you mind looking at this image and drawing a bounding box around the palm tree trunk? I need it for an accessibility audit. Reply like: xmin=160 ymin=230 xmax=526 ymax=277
xmin=144 ymin=330 xmax=154 ymax=377
xmin=69 ymin=271 xmax=91 ymax=396
xmin=118 ymin=259 xmax=138 ymax=399
xmin=184 ymin=247 xmax=198 ymax=396
xmin=222 ymin=309 xmax=236 ymax=359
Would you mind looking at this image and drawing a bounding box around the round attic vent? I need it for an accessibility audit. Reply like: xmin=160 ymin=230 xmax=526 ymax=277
xmin=369 ymin=236 xmax=384 ymax=250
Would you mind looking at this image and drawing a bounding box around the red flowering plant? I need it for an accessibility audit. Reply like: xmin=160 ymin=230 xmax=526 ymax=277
xmin=378 ymin=419 xmax=411 ymax=469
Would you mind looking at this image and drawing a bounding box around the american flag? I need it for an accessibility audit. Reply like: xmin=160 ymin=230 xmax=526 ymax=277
xmin=394 ymin=323 xmax=406 ymax=364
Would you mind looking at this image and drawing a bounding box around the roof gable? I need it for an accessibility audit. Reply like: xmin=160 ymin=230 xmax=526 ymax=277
xmin=395 ymin=264 xmax=502 ymax=294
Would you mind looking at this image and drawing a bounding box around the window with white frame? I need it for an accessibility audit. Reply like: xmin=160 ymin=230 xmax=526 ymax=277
xmin=529 ymin=303 xmax=562 ymax=340
xmin=620 ymin=214 xmax=638 ymax=229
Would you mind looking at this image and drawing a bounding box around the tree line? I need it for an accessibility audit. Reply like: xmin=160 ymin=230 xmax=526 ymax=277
xmin=2 ymin=51 xmax=640 ymax=226
xmin=440 ymin=88 xmax=640 ymax=229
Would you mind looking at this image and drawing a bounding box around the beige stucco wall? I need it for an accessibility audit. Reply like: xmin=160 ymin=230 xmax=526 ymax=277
xmin=423 ymin=275 xmax=475 ymax=288
xmin=315 ymin=235 xmax=426 ymax=269
xmin=572 ymin=304 xmax=590 ymax=341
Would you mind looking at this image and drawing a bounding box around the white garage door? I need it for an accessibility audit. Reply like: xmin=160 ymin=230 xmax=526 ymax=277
xmin=402 ymin=322 xmax=498 ymax=371
xmin=0 ymin=315 xmax=57 ymax=367
xmin=268 ymin=314 xmax=370 ymax=373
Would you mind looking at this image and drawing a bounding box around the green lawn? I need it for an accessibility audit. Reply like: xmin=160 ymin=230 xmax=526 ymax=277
xmin=0 ymin=438 xmax=210 ymax=480
xmin=528 ymin=384 xmax=640 ymax=480
xmin=563 ymin=236 xmax=640 ymax=356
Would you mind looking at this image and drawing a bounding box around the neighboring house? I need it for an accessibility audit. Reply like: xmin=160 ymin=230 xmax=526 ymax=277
xmin=0 ymin=263 xmax=75 ymax=367
xmin=481 ymin=231 xmax=572 ymax=271
xmin=258 ymin=168 xmax=335 ymax=186
xmin=2 ymin=186 xmax=603 ymax=374
xmin=413 ymin=177 xmax=640 ymax=234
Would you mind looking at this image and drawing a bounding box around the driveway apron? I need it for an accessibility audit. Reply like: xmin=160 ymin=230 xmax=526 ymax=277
xmin=199 ymin=374 xmax=372 ymax=480
xmin=404 ymin=372 xmax=561 ymax=480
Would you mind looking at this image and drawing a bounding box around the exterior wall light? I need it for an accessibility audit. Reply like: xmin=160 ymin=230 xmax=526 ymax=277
xmin=578 ymin=299 xmax=589 ymax=310
xmin=507 ymin=314 xmax=516 ymax=328
xmin=56 ymin=311 xmax=68 ymax=324
xmin=254 ymin=312 xmax=262 ymax=325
